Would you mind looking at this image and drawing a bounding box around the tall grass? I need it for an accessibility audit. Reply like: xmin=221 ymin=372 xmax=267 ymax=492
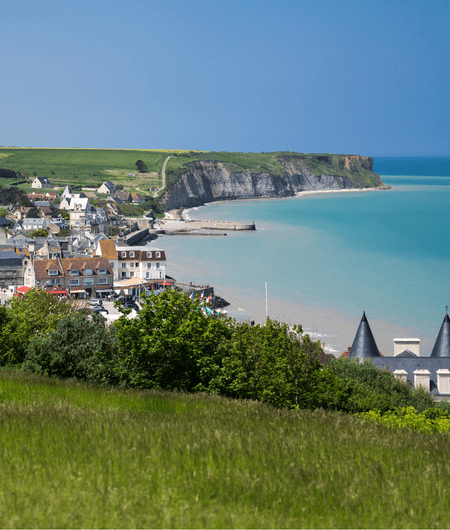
xmin=1 ymin=370 xmax=450 ymax=528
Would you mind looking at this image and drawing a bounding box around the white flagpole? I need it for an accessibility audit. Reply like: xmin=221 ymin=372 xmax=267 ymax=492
xmin=265 ymin=281 xmax=268 ymax=318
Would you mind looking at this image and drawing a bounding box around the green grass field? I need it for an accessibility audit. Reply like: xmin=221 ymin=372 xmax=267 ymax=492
xmin=0 ymin=148 xmax=382 ymax=199
xmin=1 ymin=369 xmax=449 ymax=528
xmin=0 ymin=148 xmax=201 ymax=194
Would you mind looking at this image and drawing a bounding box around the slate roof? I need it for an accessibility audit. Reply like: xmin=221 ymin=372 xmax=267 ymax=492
xmin=396 ymin=349 xmax=418 ymax=358
xmin=0 ymin=250 xmax=24 ymax=267
xmin=348 ymin=311 xmax=381 ymax=359
xmin=430 ymin=314 xmax=450 ymax=358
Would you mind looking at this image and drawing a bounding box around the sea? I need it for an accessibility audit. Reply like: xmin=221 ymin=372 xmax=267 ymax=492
xmin=157 ymin=156 xmax=450 ymax=356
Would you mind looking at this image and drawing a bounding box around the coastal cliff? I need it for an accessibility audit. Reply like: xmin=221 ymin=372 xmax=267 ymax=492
xmin=160 ymin=153 xmax=387 ymax=210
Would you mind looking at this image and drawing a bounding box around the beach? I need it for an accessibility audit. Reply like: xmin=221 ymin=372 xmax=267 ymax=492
xmin=156 ymin=172 xmax=449 ymax=357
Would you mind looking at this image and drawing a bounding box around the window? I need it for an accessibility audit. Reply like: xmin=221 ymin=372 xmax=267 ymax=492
xmin=84 ymin=278 xmax=94 ymax=285
xmin=147 ymin=263 xmax=152 ymax=269
xmin=70 ymin=269 xmax=79 ymax=276
xmin=121 ymin=263 xmax=126 ymax=269
xmin=130 ymin=263 xmax=135 ymax=268
xmin=48 ymin=269 xmax=58 ymax=276
xmin=146 ymin=272 xmax=150 ymax=279
xmin=84 ymin=268 xmax=93 ymax=276
xmin=70 ymin=279 xmax=79 ymax=286
xmin=147 ymin=252 xmax=152 ymax=258
xmin=110 ymin=263 xmax=114 ymax=269
xmin=98 ymin=268 xmax=107 ymax=275
xmin=129 ymin=251 xmax=135 ymax=258
xmin=97 ymin=278 xmax=107 ymax=284
xmin=50 ymin=279 xmax=61 ymax=285
xmin=156 ymin=263 xmax=160 ymax=269
xmin=156 ymin=252 xmax=161 ymax=258
xmin=135 ymin=262 xmax=139 ymax=267
xmin=129 ymin=272 xmax=134 ymax=278
xmin=121 ymin=252 xmax=127 ymax=258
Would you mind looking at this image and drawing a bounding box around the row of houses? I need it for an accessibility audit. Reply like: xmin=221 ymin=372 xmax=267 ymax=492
xmin=0 ymin=238 xmax=167 ymax=298
xmin=32 ymin=178 xmax=148 ymax=203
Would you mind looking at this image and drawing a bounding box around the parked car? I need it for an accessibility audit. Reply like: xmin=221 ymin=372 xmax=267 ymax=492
xmin=92 ymin=305 xmax=109 ymax=314
xmin=89 ymin=298 xmax=103 ymax=307
xmin=123 ymin=301 xmax=140 ymax=312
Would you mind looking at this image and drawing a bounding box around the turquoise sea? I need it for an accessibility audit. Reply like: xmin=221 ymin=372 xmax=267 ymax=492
xmin=159 ymin=157 xmax=450 ymax=355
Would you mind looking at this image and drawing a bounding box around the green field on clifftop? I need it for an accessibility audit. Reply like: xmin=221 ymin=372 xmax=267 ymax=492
xmin=0 ymin=148 xmax=382 ymax=194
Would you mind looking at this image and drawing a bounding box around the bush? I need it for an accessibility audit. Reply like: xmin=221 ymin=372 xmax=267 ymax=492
xmin=329 ymin=358 xmax=434 ymax=413
xmin=23 ymin=314 xmax=119 ymax=385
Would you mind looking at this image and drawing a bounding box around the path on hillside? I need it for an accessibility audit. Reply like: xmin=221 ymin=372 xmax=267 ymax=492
xmin=153 ymin=155 xmax=172 ymax=198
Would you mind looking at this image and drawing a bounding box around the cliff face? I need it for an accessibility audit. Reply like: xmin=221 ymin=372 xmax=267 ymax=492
xmin=160 ymin=154 xmax=386 ymax=211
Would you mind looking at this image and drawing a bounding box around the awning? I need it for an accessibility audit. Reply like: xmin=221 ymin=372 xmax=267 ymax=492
xmin=70 ymin=287 xmax=86 ymax=292
xmin=95 ymin=285 xmax=113 ymax=291
xmin=16 ymin=285 xmax=33 ymax=294
xmin=47 ymin=290 xmax=69 ymax=296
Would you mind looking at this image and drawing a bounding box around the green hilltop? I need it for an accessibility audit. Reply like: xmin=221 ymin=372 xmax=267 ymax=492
xmin=0 ymin=148 xmax=382 ymax=195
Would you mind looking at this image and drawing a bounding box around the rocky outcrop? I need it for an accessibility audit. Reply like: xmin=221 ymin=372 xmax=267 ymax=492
xmin=160 ymin=155 xmax=386 ymax=211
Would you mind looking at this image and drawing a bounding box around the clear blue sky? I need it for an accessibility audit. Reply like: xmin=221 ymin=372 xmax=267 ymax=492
xmin=2 ymin=0 xmax=449 ymax=156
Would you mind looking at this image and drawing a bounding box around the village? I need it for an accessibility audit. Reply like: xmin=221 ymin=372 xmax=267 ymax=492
xmin=0 ymin=176 xmax=224 ymax=312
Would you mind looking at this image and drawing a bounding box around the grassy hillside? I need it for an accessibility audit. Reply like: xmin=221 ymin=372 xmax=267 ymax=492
xmin=0 ymin=148 xmax=201 ymax=194
xmin=1 ymin=369 xmax=450 ymax=528
xmin=0 ymin=148 xmax=382 ymax=198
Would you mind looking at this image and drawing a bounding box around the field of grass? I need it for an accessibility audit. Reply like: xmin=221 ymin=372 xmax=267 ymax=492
xmin=1 ymin=369 xmax=450 ymax=528
xmin=0 ymin=148 xmax=205 ymax=195
xmin=0 ymin=148 xmax=382 ymax=201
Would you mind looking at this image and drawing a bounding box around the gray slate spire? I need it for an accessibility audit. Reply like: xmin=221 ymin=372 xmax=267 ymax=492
xmin=348 ymin=311 xmax=381 ymax=359
xmin=430 ymin=314 xmax=450 ymax=358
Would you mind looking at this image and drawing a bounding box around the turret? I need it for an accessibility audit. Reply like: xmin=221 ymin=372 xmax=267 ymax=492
xmin=348 ymin=311 xmax=381 ymax=359
xmin=430 ymin=314 xmax=450 ymax=358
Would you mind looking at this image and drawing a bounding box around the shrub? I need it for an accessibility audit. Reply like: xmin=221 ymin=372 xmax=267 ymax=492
xmin=23 ymin=314 xmax=119 ymax=385
xmin=329 ymin=358 xmax=434 ymax=413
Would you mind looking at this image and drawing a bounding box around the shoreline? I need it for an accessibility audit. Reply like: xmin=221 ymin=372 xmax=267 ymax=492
xmin=164 ymin=184 xmax=391 ymax=221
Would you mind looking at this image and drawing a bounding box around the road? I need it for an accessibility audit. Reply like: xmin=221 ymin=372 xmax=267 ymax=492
xmin=153 ymin=155 xmax=172 ymax=197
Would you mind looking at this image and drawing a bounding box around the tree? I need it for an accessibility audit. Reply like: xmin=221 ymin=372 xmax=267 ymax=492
xmin=135 ymin=160 xmax=148 ymax=173
xmin=0 ymin=207 xmax=9 ymax=217
xmin=0 ymin=290 xmax=79 ymax=365
xmin=113 ymin=290 xmax=233 ymax=390
xmin=29 ymin=228 xmax=49 ymax=238
xmin=26 ymin=206 xmax=41 ymax=218
xmin=23 ymin=314 xmax=119 ymax=385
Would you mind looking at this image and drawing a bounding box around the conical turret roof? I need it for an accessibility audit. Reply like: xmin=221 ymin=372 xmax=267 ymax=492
xmin=430 ymin=314 xmax=450 ymax=357
xmin=348 ymin=312 xmax=381 ymax=359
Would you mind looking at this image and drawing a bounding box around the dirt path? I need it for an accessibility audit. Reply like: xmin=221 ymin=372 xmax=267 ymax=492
xmin=153 ymin=155 xmax=172 ymax=197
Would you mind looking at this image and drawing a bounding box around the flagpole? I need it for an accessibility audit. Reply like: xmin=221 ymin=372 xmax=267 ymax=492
xmin=265 ymin=281 xmax=268 ymax=318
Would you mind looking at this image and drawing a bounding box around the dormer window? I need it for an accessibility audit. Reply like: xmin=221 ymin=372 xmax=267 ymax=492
xmin=84 ymin=268 xmax=93 ymax=276
xmin=70 ymin=269 xmax=79 ymax=276
xmin=156 ymin=252 xmax=161 ymax=258
xmin=147 ymin=252 xmax=152 ymax=258
xmin=129 ymin=251 xmax=135 ymax=258
xmin=121 ymin=252 xmax=127 ymax=258
xmin=48 ymin=269 xmax=59 ymax=276
xmin=98 ymin=268 xmax=107 ymax=275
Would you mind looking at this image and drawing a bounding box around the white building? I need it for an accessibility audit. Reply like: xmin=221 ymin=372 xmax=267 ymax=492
xmin=95 ymin=240 xmax=167 ymax=282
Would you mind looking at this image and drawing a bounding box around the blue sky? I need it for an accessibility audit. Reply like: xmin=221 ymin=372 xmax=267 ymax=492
xmin=1 ymin=0 xmax=449 ymax=155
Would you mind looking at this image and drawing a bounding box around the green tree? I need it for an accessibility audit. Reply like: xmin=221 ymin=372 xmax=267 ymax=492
xmin=26 ymin=206 xmax=41 ymax=218
xmin=23 ymin=314 xmax=119 ymax=385
xmin=210 ymin=319 xmax=347 ymax=410
xmin=0 ymin=290 xmax=78 ymax=365
xmin=0 ymin=207 xmax=9 ymax=217
xmin=29 ymin=228 xmax=49 ymax=238
xmin=135 ymin=160 xmax=148 ymax=173
xmin=113 ymin=290 xmax=233 ymax=390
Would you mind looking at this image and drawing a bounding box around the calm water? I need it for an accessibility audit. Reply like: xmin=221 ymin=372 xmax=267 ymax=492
xmin=159 ymin=157 xmax=450 ymax=353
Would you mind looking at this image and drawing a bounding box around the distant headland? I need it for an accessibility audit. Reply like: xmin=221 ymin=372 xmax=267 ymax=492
xmin=0 ymin=148 xmax=388 ymax=212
